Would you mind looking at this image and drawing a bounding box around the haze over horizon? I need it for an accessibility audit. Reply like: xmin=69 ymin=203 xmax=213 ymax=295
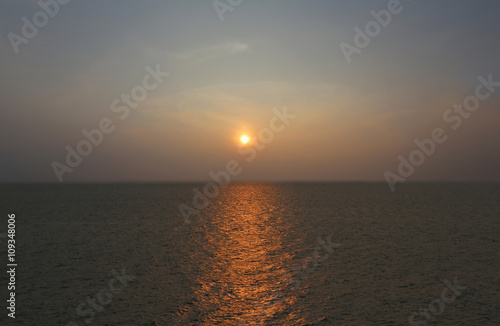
xmin=1 ymin=0 xmax=500 ymax=183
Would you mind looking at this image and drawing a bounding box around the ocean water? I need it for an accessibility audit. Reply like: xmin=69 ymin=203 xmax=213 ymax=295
xmin=0 ymin=183 xmax=499 ymax=325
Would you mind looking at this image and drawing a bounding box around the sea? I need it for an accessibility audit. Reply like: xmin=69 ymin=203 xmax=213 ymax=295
xmin=0 ymin=182 xmax=498 ymax=325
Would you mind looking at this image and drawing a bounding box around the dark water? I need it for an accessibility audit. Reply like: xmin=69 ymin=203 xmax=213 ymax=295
xmin=0 ymin=183 xmax=499 ymax=325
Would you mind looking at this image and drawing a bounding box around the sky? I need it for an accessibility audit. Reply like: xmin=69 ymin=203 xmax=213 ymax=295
xmin=1 ymin=0 xmax=499 ymax=183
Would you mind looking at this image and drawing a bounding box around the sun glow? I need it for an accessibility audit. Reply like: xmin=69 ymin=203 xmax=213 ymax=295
xmin=240 ymin=135 xmax=250 ymax=144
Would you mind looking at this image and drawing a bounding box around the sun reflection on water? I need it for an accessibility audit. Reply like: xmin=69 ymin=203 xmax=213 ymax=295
xmin=184 ymin=183 xmax=302 ymax=325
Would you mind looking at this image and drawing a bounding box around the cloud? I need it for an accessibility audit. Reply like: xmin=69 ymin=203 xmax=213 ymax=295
xmin=170 ymin=42 xmax=249 ymax=63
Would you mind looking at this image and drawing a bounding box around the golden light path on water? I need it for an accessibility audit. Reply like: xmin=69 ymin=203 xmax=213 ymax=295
xmin=179 ymin=183 xmax=307 ymax=325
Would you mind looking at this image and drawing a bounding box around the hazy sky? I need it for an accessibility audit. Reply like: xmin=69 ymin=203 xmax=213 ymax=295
xmin=1 ymin=0 xmax=499 ymax=183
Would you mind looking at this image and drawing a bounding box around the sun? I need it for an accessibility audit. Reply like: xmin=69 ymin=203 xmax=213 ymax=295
xmin=240 ymin=135 xmax=250 ymax=144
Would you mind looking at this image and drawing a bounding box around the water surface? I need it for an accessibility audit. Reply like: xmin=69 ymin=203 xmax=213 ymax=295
xmin=0 ymin=183 xmax=498 ymax=325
